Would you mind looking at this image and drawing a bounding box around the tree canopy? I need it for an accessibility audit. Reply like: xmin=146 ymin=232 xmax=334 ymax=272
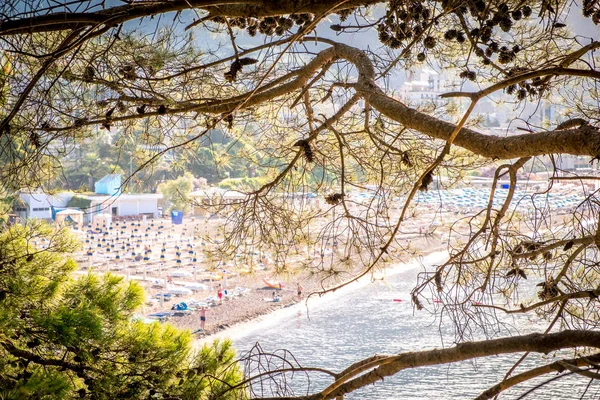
xmin=2 ymin=0 xmax=600 ymax=398
xmin=158 ymin=172 xmax=194 ymax=212
xmin=0 ymin=221 xmax=244 ymax=399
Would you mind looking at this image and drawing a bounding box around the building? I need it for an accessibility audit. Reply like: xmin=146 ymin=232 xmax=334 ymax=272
xmin=398 ymin=67 xmax=456 ymax=107
xmin=94 ymin=174 xmax=122 ymax=196
xmin=16 ymin=191 xmax=73 ymax=220
xmin=554 ymin=155 xmax=592 ymax=171
xmin=190 ymin=188 xmax=246 ymax=217
xmin=74 ymin=193 xmax=162 ymax=221
xmin=16 ymin=175 xmax=162 ymax=223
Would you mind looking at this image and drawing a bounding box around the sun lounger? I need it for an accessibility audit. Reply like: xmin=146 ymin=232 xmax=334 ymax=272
xmin=182 ymin=282 xmax=208 ymax=291
xmin=147 ymin=311 xmax=172 ymax=322
xmin=168 ymin=270 xmax=193 ymax=278
xmin=167 ymin=286 xmax=193 ymax=296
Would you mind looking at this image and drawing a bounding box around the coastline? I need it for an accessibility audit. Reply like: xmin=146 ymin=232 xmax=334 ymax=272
xmin=196 ymin=249 xmax=450 ymax=345
xmin=75 ymin=215 xmax=451 ymax=342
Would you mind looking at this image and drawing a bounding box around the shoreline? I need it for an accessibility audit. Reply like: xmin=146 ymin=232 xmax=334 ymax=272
xmin=194 ymin=249 xmax=450 ymax=345
xmin=73 ymin=215 xmax=450 ymax=342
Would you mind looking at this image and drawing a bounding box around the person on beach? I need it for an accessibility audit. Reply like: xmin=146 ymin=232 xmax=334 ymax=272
xmin=217 ymin=284 xmax=223 ymax=305
xmin=297 ymin=282 xmax=303 ymax=300
xmin=199 ymin=307 xmax=207 ymax=330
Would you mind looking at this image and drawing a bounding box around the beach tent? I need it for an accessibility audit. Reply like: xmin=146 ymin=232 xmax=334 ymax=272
xmin=55 ymin=209 xmax=84 ymax=230
xmin=50 ymin=206 xmax=67 ymax=221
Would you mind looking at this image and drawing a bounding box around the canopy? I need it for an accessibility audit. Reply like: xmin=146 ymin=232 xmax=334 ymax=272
xmin=55 ymin=209 xmax=84 ymax=229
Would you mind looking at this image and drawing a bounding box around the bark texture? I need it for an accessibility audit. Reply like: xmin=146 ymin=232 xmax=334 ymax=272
xmin=0 ymin=0 xmax=380 ymax=35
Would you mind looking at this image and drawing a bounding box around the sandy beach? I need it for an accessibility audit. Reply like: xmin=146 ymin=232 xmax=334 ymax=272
xmin=68 ymin=209 xmax=447 ymax=339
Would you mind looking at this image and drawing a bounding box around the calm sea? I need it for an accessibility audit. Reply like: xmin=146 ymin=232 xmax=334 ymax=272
xmin=231 ymin=253 xmax=600 ymax=399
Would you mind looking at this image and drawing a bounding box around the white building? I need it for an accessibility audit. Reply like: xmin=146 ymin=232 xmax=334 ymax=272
xmin=190 ymin=188 xmax=246 ymax=216
xmin=76 ymin=193 xmax=162 ymax=221
xmin=17 ymin=191 xmax=73 ymax=220
xmin=398 ymin=68 xmax=447 ymax=106
xmin=16 ymin=191 xmax=162 ymax=223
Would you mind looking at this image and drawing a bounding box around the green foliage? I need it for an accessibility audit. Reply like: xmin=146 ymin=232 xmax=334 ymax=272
xmin=179 ymin=339 xmax=246 ymax=400
xmin=0 ymin=221 xmax=245 ymax=399
xmin=0 ymin=190 xmax=14 ymax=227
xmin=66 ymin=195 xmax=93 ymax=209
xmin=57 ymin=139 xmax=124 ymax=192
xmin=218 ymin=176 xmax=269 ymax=191
xmin=158 ymin=173 xmax=194 ymax=213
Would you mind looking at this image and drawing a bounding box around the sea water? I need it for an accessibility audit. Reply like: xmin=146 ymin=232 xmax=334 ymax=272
xmin=231 ymin=253 xmax=600 ymax=399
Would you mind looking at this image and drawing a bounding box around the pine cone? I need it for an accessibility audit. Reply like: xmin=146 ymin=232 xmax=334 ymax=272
xmin=293 ymin=139 xmax=314 ymax=162
xmin=419 ymin=171 xmax=433 ymax=191
xmin=325 ymin=193 xmax=343 ymax=205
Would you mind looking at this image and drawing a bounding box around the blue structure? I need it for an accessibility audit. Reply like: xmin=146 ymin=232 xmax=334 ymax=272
xmin=171 ymin=211 xmax=183 ymax=225
xmin=50 ymin=206 xmax=66 ymax=221
xmin=95 ymin=174 xmax=122 ymax=196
